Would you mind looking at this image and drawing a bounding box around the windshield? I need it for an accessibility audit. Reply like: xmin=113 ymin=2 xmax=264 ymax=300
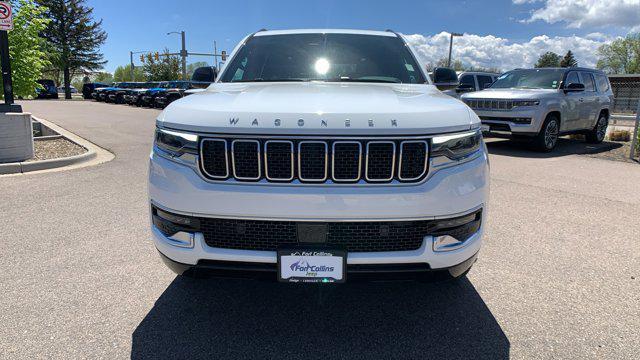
xmin=168 ymin=81 xmax=190 ymax=89
xmin=220 ymin=33 xmax=425 ymax=84
xmin=490 ymin=69 xmax=564 ymax=89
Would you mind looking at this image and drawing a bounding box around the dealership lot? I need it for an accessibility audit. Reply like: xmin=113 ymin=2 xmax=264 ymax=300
xmin=1 ymin=101 xmax=639 ymax=359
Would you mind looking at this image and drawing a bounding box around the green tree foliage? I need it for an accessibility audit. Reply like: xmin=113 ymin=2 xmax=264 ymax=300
xmin=93 ymin=72 xmax=113 ymax=83
xmin=597 ymin=33 xmax=640 ymax=74
xmin=187 ymin=61 xmax=209 ymax=77
xmin=113 ymin=65 xmax=145 ymax=82
xmin=142 ymin=49 xmax=181 ymax=81
xmin=36 ymin=0 xmax=107 ymax=99
xmin=535 ymin=52 xmax=561 ymax=68
xmin=2 ymin=0 xmax=50 ymax=99
xmin=560 ymin=50 xmax=578 ymax=67
xmin=425 ymin=58 xmax=465 ymax=72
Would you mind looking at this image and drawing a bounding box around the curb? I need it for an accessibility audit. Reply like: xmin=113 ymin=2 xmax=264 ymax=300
xmin=0 ymin=116 xmax=113 ymax=175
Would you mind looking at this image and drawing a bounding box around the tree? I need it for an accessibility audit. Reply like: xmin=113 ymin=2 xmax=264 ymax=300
xmin=596 ymin=33 xmax=640 ymax=74
xmin=113 ymin=65 xmax=145 ymax=82
xmin=36 ymin=0 xmax=107 ymax=99
xmin=142 ymin=49 xmax=181 ymax=81
xmin=425 ymin=58 xmax=465 ymax=72
xmin=560 ymin=50 xmax=578 ymax=67
xmin=187 ymin=61 xmax=209 ymax=77
xmin=535 ymin=52 xmax=561 ymax=68
xmin=93 ymin=72 xmax=113 ymax=83
xmin=2 ymin=0 xmax=50 ymax=99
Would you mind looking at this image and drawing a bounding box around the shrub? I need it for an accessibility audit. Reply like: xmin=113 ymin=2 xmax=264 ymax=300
xmin=608 ymin=130 xmax=631 ymax=142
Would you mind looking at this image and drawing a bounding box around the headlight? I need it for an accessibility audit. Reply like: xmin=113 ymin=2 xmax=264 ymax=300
xmin=512 ymin=100 xmax=539 ymax=107
xmin=154 ymin=128 xmax=198 ymax=164
xmin=431 ymin=130 xmax=482 ymax=161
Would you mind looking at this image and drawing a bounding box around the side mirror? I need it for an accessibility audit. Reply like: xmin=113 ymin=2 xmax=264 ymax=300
xmin=455 ymin=84 xmax=475 ymax=93
xmin=432 ymin=67 xmax=459 ymax=91
xmin=191 ymin=66 xmax=217 ymax=88
xmin=564 ymin=83 xmax=585 ymax=92
xmin=482 ymin=82 xmax=493 ymax=89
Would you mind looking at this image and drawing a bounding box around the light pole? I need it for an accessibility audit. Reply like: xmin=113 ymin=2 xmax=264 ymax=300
xmin=447 ymin=32 xmax=463 ymax=68
xmin=129 ymin=50 xmax=149 ymax=81
xmin=168 ymin=31 xmax=187 ymax=80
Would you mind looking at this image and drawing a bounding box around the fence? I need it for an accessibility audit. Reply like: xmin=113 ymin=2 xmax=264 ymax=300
xmin=609 ymin=74 xmax=640 ymax=115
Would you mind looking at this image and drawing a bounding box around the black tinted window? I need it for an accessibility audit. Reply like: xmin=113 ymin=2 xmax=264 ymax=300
xmin=492 ymin=69 xmax=564 ymax=89
xmin=477 ymin=75 xmax=493 ymax=89
xmin=565 ymin=71 xmax=580 ymax=86
xmin=459 ymin=75 xmax=475 ymax=87
xmin=581 ymin=72 xmax=595 ymax=91
xmin=221 ymin=33 xmax=425 ymax=84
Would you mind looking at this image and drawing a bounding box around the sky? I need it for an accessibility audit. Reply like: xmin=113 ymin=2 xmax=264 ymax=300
xmin=88 ymin=0 xmax=640 ymax=73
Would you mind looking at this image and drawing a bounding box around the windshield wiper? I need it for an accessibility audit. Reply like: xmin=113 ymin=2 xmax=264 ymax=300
xmin=231 ymin=78 xmax=307 ymax=83
xmin=331 ymin=77 xmax=401 ymax=84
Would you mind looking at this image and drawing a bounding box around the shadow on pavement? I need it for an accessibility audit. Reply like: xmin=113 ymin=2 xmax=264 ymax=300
xmin=131 ymin=276 xmax=509 ymax=359
xmin=485 ymin=136 xmax=622 ymax=159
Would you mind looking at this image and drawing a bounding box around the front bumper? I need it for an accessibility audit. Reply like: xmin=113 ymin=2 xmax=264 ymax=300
xmin=149 ymin=148 xmax=489 ymax=274
xmin=474 ymin=108 xmax=543 ymax=135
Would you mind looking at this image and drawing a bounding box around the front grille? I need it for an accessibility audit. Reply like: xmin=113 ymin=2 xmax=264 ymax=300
xmin=200 ymin=218 xmax=431 ymax=252
xmin=465 ymin=99 xmax=514 ymax=111
xmin=200 ymin=137 xmax=429 ymax=184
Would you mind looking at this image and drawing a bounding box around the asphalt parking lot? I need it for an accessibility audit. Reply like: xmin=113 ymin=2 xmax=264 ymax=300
xmin=1 ymin=100 xmax=639 ymax=359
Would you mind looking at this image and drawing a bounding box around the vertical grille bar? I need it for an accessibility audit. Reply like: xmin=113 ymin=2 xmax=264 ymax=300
xmin=332 ymin=141 xmax=362 ymax=182
xmin=231 ymin=140 xmax=261 ymax=180
xmin=365 ymin=141 xmax=396 ymax=182
xmin=264 ymin=140 xmax=294 ymax=181
xmin=398 ymin=140 xmax=428 ymax=181
xmin=200 ymin=139 xmax=229 ymax=179
xmin=298 ymin=141 xmax=327 ymax=182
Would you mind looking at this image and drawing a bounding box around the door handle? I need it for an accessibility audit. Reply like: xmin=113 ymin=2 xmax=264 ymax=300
xmin=579 ymin=98 xmax=584 ymax=102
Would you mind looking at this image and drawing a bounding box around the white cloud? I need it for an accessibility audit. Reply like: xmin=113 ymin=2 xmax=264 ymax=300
xmin=404 ymin=32 xmax=612 ymax=72
xmin=516 ymin=0 xmax=640 ymax=29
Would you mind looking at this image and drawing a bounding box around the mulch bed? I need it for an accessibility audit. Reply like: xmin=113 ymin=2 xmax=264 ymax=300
xmin=27 ymin=138 xmax=87 ymax=162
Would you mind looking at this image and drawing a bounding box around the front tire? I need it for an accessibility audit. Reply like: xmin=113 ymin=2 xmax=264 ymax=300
xmin=533 ymin=115 xmax=560 ymax=152
xmin=586 ymin=114 xmax=608 ymax=144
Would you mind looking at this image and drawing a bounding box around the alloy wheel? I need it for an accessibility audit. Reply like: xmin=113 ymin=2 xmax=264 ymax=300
xmin=544 ymin=120 xmax=559 ymax=149
xmin=596 ymin=117 xmax=607 ymax=142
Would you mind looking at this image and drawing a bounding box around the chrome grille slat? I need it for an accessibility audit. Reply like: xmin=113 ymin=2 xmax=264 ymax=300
xmin=332 ymin=141 xmax=362 ymax=182
xmin=200 ymin=139 xmax=229 ymax=179
xmin=398 ymin=140 xmax=428 ymax=181
xmin=264 ymin=140 xmax=294 ymax=181
xmin=231 ymin=140 xmax=261 ymax=180
xmin=365 ymin=141 xmax=396 ymax=182
xmin=200 ymin=137 xmax=429 ymax=184
xmin=298 ymin=141 xmax=328 ymax=182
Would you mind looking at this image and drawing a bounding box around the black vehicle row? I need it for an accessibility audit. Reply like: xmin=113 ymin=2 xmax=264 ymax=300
xmin=84 ymin=66 xmax=217 ymax=109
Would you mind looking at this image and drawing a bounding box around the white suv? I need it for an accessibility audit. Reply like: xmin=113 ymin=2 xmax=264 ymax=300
xmin=149 ymin=29 xmax=489 ymax=283
xmin=461 ymin=67 xmax=613 ymax=151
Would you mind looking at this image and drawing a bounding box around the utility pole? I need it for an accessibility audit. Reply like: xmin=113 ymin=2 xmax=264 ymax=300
xmin=129 ymin=51 xmax=134 ymax=81
xmin=168 ymin=31 xmax=188 ymax=79
xmin=447 ymin=32 xmax=463 ymax=68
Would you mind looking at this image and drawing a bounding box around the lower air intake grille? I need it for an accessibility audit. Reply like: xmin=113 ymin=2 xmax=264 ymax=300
xmin=200 ymin=218 xmax=431 ymax=252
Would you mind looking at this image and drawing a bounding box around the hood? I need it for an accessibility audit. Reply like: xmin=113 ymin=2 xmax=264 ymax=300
xmin=158 ymin=82 xmax=477 ymax=135
xmin=461 ymin=88 xmax=558 ymax=100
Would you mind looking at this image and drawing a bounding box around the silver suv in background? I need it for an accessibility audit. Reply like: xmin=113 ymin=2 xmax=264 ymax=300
xmin=461 ymin=68 xmax=613 ymax=151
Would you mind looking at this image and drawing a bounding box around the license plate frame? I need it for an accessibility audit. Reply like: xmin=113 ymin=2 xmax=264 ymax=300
xmin=277 ymin=249 xmax=346 ymax=284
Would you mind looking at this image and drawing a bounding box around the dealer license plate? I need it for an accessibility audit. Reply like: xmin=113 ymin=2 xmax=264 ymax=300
xmin=278 ymin=249 xmax=346 ymax=283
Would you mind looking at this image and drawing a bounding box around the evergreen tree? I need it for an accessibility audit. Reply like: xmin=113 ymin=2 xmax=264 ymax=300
xmin=36 ymin=0 xmax=107 ymax=99
xmin=560 ymin=50 xmax=578 ymax=67
xmin=535 ymin=52 xmax=561 ymax=68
